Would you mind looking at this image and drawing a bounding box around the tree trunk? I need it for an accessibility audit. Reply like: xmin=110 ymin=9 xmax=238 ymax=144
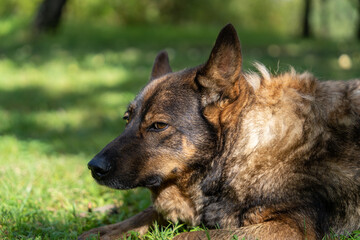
xmin=33 ymin=0 xmax=68 ymax=33
xmin=319 ymin=0 xmax=328 ymax=38
xmin=358 ymin=0 xmax=360 ymax=40
xmin=302 ymin=0 xmax=311 ymax=38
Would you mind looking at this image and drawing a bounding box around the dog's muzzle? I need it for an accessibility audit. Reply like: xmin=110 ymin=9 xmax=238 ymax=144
xmin=88 ymin=157 xmax=112 ymax=180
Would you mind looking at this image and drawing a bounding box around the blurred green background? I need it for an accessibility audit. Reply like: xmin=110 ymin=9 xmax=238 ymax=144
xmin=0 ymin=0 xmax=359 ymax=239
xmin=1 ymin=0 xmax=359 ymax=38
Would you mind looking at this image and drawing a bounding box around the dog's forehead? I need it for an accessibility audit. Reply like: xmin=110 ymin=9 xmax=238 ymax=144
xmin=142 ymin=75 xmax=171 ymax=100
xmin=132 ymin=68 xmax=198 ymax=109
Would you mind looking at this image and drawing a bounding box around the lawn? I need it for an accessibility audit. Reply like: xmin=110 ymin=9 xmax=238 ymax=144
xmin=0 ymin=18 xmax=360 ymax=239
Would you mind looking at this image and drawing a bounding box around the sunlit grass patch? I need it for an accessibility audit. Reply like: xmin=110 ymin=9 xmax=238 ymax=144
xmin=0 ymin=134 xmax=151 ymax=239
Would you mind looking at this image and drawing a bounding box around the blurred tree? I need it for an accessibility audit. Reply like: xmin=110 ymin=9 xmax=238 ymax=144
xmin=319 ymin=0 xmax=329 ymax=38
xmin=0 ymin=0 xmax=350 ymax=39
xmin=155 ymin=0 xmax=230 ymax=25
xmin=358 ymin=0 xmax=360 ymax=39
xmin=33 ymin=0 xmax=68 ymax=33
xmin=302 ymin=0 xmax=312 ymax=37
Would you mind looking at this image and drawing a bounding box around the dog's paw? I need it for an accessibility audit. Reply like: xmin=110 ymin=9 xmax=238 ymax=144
xmin=78 ymin=226 xmax=106 ymax=240
xmin=78 ymin=225 xmax=122 ymax=240
xmin=78 ymin=230 xmax=100 ymax=239
xmin=78 ymin=224 xmax=141 ymax=240
xmin=78 ymin=207 xmax=157 ymax=239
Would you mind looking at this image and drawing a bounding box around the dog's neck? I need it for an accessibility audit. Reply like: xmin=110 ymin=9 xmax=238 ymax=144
xmin=150 ymin=176 xmax=203 ymax=226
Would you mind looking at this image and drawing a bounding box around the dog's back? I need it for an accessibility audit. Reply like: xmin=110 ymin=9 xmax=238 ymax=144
xmin=197 ymin=62 xmax=360 ymax=238
xmin=314 ymin=79 xmax=360 ymax=235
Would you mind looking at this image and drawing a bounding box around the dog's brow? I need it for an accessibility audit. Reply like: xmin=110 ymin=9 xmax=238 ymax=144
xmin=128 ymin=103 xmax=135 ymax=112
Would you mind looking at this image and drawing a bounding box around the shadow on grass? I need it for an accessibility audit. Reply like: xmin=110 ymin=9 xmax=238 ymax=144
xmin=0 ymin=83 xmax=138 ymax=156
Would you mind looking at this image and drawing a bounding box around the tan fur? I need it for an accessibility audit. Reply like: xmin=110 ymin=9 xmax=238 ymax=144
xmin=152 ymin=183 xmax=199 ymax=226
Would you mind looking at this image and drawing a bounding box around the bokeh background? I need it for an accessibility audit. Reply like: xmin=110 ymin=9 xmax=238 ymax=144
xmin=0 ymin=0 xmax=359 ymax=239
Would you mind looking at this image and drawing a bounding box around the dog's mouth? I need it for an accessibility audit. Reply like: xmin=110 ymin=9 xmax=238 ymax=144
xmin=139 ymin=175 xmax=162 ymax=188
xmin=94 ymin=174 xmax=163 ymax=190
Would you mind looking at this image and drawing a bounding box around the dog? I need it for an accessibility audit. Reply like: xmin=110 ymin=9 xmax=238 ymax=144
xmin=79 ymin=24 xmax=360 ymax=239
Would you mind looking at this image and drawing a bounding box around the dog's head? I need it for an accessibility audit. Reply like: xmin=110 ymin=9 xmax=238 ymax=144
xmin=88 ymin=24 xmax=247 ymax=190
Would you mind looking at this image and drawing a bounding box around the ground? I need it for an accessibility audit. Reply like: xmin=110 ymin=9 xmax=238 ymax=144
xmin=0 ymin=18 xmax=359 ymax=239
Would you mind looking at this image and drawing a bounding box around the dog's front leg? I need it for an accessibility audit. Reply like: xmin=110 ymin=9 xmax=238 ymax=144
xmin=78 ymin=206 xmax=162 ymax=240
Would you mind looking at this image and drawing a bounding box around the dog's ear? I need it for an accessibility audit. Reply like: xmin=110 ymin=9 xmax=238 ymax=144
xmin=150 ymin=50 xmax=172 ymax=81
xmin=196 ymin=24 xmax=242 ymax=106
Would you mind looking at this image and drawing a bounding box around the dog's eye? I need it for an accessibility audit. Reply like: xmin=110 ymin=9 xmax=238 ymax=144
xmin=123 ymin=112 xmax=130 ymax=124
xmin=149 ymin=122 xmax=168 ymax=132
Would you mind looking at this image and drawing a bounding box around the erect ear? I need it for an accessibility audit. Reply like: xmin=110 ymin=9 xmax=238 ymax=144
xmin=196 ymin=24 xmax=242 ymax=106
xmin=150 ymin=50 xmax=172 ymax=81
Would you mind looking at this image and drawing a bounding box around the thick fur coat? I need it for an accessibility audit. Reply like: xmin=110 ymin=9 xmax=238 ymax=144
xmin=80 ymin=24 xmax=360 ymax=240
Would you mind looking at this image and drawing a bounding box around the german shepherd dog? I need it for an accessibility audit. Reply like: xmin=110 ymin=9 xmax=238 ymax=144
xmin=79 ymin=24 xmax=360 ymax=239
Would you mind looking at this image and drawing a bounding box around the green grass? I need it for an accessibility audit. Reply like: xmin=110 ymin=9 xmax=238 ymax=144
xmin=0 ymin=17 xmax=359 ymax=239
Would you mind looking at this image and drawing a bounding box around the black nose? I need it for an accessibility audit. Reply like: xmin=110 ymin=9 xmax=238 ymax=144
xmin=88 ymin=157 xmax=112 ymax=180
